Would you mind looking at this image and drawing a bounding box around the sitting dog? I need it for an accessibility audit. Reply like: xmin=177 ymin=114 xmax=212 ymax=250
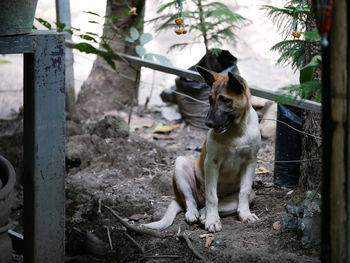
xmin=143 ymin=66 xmax=261 ymax=232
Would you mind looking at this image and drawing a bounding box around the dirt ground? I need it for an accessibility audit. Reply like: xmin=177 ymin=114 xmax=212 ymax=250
xmin=61 ymin=103 xmax=319 ymax=263
xmin=3 ymin=101 xmax=321 ymax=263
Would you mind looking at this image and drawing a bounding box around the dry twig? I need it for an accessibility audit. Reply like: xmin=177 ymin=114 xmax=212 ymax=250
xmin=103 ymin=204 xmax=163 ymax=238
xmin=123 ymin=231 xmax=145 ymax=253
xmin=179 ymin=233 xmax=208 ymax=263
xmin=106 ymin=226 xmax=113 ymax=250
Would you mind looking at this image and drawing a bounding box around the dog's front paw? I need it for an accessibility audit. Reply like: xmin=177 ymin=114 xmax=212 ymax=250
xmin=205 ymin=214 xmax=222 ymax=232
xmin=238 ymin=211 xmax=259 ymax=223
xmin=185 ymin=208 xmax=199 ymax=224
xmin=199 ymin=208 xmax=206 ymax=225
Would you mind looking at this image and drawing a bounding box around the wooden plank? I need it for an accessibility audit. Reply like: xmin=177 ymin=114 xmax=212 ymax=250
xmin=321 ymin=0 xmax=348 ymax=262
xmin=65 ymin=40 xmax=322 ymax=113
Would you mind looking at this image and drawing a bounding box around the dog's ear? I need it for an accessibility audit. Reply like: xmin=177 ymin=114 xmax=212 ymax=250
xmin=228 ymin=72 xmax=245 ymax=95
xmin=196 ymin=66 xmax=216 ymax=86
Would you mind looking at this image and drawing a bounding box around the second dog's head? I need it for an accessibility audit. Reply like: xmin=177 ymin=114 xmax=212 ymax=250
xmin=197 ymin=66 xmax=251 ymax=134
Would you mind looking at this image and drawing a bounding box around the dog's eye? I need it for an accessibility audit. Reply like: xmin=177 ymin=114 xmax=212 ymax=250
xmin=219 ymin=96 xmax=232 ymax=105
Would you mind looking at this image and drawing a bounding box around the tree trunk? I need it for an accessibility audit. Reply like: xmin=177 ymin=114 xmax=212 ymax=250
xmin=298 ymin=0 xmax=322 ymax=190
xmin=75 ymin=0 xmax=145 ymax=120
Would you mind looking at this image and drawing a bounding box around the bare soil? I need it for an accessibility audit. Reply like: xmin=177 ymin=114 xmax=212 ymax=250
xmin=61 ymin=104 xmax=319 ymax=263
xmin=3 ymin=101 xmax=320 ymax=262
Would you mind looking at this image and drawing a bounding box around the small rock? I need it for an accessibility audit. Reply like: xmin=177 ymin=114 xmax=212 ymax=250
xmin=285 ymin=191 xmax=321 ymax=248
xmin=273 ymin=221 xmax=281 ymax=230
xmin=281 ymin=216 xmax=298 ymax=232
xmin=286 ymin=190 xmax=294 ymax=196
xmin=161 ymin=106 xmax=181 ymax=121
xmin=259 ymin=102 xmax=277 ymax=138
xmin=286 ymin=204 xmax=298 ymax=216
xmin=252 ymin=96 xmax=268 ymax=109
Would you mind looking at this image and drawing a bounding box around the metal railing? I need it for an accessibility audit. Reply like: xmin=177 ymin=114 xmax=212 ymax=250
xmin=65 ymin=40 xmax=321 ymax=113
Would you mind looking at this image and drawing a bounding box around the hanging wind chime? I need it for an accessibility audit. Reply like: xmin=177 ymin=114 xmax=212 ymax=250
xmin=313 ymin=0 xmax=333 ymax=47
xmin=174 ymin=0 xmax=187 ymax=35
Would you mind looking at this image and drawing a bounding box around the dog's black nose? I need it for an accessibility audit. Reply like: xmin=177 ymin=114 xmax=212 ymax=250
xmin=205 ymin=119 xmax=214 ymax=128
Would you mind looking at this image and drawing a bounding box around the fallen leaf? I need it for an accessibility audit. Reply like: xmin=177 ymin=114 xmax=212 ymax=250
xmin=205 ymin=235 xmax=214 ymax=248
xmin=255 ymin=166 xmax=270 ymax=175
xmin=199 ymin=233 xmax=213 ymax=239
xmin=152 ymin=123 xmax=180 ymax=134
xmin=273 ymin=221 xmax=281 ymax=230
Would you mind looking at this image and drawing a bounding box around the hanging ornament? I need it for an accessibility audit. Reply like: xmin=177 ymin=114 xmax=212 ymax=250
xmin=174 ymin=0 xmax=187 ymax=35
xmin=128 ymin=7 xmax=137 ymax=15
xmin=313 ymin=0 xmax=333 ymax=47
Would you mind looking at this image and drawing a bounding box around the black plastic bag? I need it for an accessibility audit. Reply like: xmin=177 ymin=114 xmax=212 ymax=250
xmin=274 ymin=104 xmax=302 ymax=188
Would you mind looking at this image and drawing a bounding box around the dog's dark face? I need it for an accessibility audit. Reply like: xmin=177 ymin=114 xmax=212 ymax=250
xmin=197 ymin=66 xmax=250 ymax=134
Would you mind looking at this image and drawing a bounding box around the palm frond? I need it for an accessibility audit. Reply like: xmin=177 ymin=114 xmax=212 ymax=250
xmin=275 ymin=80 xmax=321 ymax=104
xmin=271 ymin=39 xmax=305 ymax=70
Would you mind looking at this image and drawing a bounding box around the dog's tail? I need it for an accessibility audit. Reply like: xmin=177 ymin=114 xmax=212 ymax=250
xmin=142 ymin=200 xmax=182 ymax=230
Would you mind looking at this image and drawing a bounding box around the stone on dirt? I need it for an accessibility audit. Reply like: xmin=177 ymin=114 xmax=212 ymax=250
xmin=259 ymin=102 xmax=277 ymax=139
xmin=284 ymin=190 xmax=321 ymax=248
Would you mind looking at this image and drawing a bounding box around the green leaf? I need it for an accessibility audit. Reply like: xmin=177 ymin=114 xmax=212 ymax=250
xmin=130 ymin=27 xmax=139 ymax=41
xmin=152 ymin=54 xmax=172 ymax=66
xmin=74 ymin=42 xmax=98 ymax=54
xmin=275 ymin=81 xmax=322 ymax=104
xmin=83 ymin=11 xmax=101 ymax=17
xmin=139 ymin=33 xmax=152 ymax=45
xmin=300 ymin=55 xmax=322 ymax=83
xmin=64 ymin=29 xmax=73 ymax=35
xmin=32 ymin=25 xmax=37 ymax=30
xmin=55 ymin=22 xmax=66 ymax=31
xmin=104 ymin=15 xmax=121 ymax=21
xmin=125 ymin=36 xmax=134 ymax=43
xmin=135 ymin=45 xmax=146 ymax=57
xmin=156 ymin=0 xmax=177 ymax=13
xmin=88 ymin=21 xmax=99 ymax=24
xmin=85 ymin=32 xmax=99 ymax=36
xmin=144 ymin=53 xmax=154 ymax=61
xmin=35 ymin=18 xmax=52 ymax=30
xmin=270 ymin=39 xmax=305 ymax=70
xmin=303 ymin=30 xmax=321 ymax=40
xmin=0 ymin=60 xmax=11 ymax=64
xmin=79 ymin=34 xmax=98 ymax=43
xmin=71 ymin=27 xmax=81 ymax=31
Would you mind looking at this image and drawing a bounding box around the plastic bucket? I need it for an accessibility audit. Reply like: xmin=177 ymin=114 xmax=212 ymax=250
xmin=0 ymin=0 xmax=38 ymax=36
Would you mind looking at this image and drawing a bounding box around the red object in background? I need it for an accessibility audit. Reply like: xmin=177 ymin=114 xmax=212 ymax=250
xmin=313 ymin=0 xmax=333 ymax=46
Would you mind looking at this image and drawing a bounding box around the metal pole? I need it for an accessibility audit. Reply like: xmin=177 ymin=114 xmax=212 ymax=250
xmin=56 ymin=0 xmax=75 ymax=114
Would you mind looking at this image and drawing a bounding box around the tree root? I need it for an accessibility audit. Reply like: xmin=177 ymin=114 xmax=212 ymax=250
xmin=179 ymin=233 xmax=208 ymax=263
xmin=103 ymin=204 xmax=163 ymax=238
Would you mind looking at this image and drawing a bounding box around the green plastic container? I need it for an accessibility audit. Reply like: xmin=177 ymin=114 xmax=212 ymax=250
xmin=0 ymin=0 xmax=38 ymax=36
